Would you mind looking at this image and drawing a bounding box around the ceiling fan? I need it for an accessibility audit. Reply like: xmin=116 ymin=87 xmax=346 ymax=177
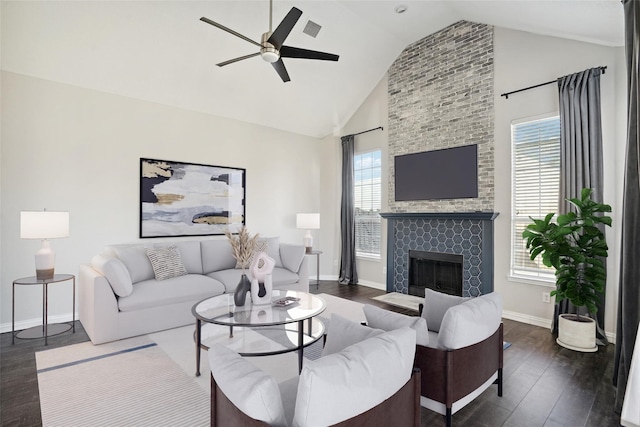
xmin=200 ymin=0 xmax=339 ymax=82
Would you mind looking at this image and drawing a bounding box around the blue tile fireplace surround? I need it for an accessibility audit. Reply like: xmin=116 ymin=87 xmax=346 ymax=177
xmin=380 ymin=212 xmax=499 ymax=297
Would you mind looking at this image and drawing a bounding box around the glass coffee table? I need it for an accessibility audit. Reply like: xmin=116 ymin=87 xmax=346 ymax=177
xmin=192 ymin=290 xmax=326 ymax=376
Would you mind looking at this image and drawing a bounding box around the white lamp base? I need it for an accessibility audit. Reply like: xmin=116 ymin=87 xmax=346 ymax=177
xmin=303 ymin=230 xmax=313 ymax=253
xmin=35 ymin=239 xmax=55 ymax=280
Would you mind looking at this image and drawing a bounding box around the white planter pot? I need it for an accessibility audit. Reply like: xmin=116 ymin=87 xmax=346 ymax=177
xmin=557 ymin=313 xmax=597 ymax=352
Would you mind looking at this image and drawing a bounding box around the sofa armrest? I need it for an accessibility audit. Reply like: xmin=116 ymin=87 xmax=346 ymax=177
xmin=78 ymin=264 xmax=121 ymax=344
xmin=279 ymin=244 xmax=305 ymax=273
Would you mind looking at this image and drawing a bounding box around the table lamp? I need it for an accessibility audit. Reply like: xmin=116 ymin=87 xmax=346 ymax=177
xmin=20 ymin=210 xmax=70 ymax=280
xmin=296 ymin=213 xmax=320 ymax=253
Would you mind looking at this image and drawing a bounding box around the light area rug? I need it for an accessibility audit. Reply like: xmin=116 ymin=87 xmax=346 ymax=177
xmin=371 ymin=292 xmax=423 ymax=312
xmin=36 ymin=293 xmax=367 ymax=426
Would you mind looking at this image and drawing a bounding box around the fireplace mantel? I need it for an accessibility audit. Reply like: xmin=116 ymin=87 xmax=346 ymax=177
xmin=380 ymin=212 xmax=499 ymax=221
xmin=380 ymin=211 xmax=499 ymax=297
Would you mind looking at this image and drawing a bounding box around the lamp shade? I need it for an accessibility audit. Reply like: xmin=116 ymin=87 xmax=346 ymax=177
xmin=296 ymin=213 xmax=320 ymax=230
xmin=20 ymin=211 xmax=70 ymax=239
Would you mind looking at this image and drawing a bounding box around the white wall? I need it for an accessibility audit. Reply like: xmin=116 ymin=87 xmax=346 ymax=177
xmin=493 ymin=28 xmax=626 ymax=337
xmin=338 ymin=74 xmax=389 ymax=289
xmin=0 ymin=71 xmax=324 ymax=331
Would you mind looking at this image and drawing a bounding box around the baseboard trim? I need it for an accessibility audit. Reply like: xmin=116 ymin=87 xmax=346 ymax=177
xmin=355 ymin=280 xmax=386 ymax=291
xmin=502 ymin=310 xmax=616 ymax=344
xmin=0 ymin=312 xmax=77 ymax=334
xmin=502 ymin=310 xmax=552 ymax=329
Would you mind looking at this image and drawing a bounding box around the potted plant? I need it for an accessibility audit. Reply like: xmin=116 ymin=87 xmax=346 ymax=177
xmin=523 ymin=188 xmax=612 ymax=352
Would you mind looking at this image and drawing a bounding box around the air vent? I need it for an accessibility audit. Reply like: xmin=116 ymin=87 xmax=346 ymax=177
xmin=303 ymin=20 xmax=322 ymax=38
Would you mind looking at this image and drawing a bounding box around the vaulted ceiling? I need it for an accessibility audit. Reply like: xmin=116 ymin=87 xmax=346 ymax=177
xmin=1 ymin=1 xmax=624 ymax=138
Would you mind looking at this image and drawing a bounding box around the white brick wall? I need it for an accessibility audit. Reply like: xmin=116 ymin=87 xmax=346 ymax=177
xmin=388 ymin=21 xmax=495 ymax=212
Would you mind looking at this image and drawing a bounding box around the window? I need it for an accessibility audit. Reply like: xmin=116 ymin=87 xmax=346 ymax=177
xmin=354 ymin=150 xmax=382 ymax=258
xmin=511 ymin=115 xmax=561 ymax=283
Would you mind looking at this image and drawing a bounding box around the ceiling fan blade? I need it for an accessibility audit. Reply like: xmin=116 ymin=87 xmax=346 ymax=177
xmin=280 ymin=46 xmax=339 ymax=62
xmin=267 ymin=7 xmax=302 ymax=49
xmin=217 ymin=52 xmax=261 ymax=67
xmin=200 ymin=17 xmax=263 ymax=49
xmin=271 ymin=59 xmax=291 ymax=82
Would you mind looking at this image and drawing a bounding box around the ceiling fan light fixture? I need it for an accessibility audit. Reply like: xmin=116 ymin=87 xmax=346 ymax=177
xmin=261 ymin=49 xmax=280 ymax=63
xmin=260 ymin=32 xmax=280 ymax=63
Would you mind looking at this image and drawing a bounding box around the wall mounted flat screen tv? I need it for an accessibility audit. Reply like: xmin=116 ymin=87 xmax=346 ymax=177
xmin=394 ymin=144 xmax=478 ymax=201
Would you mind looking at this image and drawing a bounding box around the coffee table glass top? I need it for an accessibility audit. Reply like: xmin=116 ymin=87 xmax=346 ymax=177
xmin=192 ymin=290 xmax=326 ymax=327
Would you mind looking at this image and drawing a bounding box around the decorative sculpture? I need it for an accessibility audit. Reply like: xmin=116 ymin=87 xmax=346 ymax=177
xmin=249 ymin=252 xmax=276 ymax=305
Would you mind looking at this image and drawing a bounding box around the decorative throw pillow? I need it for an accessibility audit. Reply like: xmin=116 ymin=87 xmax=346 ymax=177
xmin=322 ymin=314 xmax=384 ymax=356
xmin=209 ymin=344 xmax=287 ymax=426
xmin=235 ymin=240 xmax=269 ymax=269
xmin=421 ymin=288 xmax=471 ymax=333
xmin=363 ymin=304 xmax=429 ymax=346
xmin=144 ymin=245 xmax=188 ymax=281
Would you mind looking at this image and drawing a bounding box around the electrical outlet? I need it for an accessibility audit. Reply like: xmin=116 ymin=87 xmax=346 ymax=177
xmin=333 ymin=259 xmax=339 ymax=267
xmin=382 ymin=266 xmax=387 ymax=274
xmin=542 ymin=292 xmax=551 ymax=303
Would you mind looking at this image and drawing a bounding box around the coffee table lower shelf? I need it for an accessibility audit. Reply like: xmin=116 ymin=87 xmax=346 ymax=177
xmin=194 ymin=317 xmax=325 ymax=376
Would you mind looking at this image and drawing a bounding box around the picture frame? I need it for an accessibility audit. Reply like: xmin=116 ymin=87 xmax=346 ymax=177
xmin=139 ymin=158 xmax=246 ymax=238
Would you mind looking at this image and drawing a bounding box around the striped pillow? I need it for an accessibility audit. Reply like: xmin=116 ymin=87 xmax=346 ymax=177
xmin=145 ymin=245 xmax=188 ymax=281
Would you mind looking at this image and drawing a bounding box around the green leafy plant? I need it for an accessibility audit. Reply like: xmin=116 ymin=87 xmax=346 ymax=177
xmin=522 ymin=188 xmax=612 ymax=316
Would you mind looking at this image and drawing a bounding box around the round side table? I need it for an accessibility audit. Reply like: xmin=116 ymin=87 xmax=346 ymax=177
xmin=12 ymin=274 xmax=76 ymax=345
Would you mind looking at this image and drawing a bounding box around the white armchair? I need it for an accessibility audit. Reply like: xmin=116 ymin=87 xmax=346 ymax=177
xmin=208 ymin=318 xmax=421 ymax=427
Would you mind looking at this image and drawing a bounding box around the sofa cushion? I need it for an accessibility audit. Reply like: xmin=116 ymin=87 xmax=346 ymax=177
xmin=201 ymin=239 xmax=236 ymax=273
xmin=106 ymin=245 xmax=155 ymax=284
xmin=117 ymin=274 xmax=225 ymax=312
xmin=363 ymin=304 xmax=429 ymax=346
xmin=208 ymin=344 xmax=287 ymax=427
xmin=208 ymin=267 xmax=299 ymax=293
xmin=270 ymin=268 xmax=300 ymax=287
xmin=280 ymin=244 xmax=305 ymax=273
xmin=260 ymin=237 xmax=283 ymax=267
xmin=294 ymin=327 xmax=416 ymax=427
xmin=322 ymin=314 xmax=383 ymax=357
xmin=207 ymin=269 xmax=246 ymax=293
xmin=91 ymin=254 xmax=133 ymax=297
xmin=145 ymin=246 xmax=188 ymax=281
xmin=421 ymin=289 xmax=471 ymax=333
xmin=438 ymin=292 xmax=503 ymax=350
xmin=173 ymin=241 xmax=203 ymax=274
xmin=235 ymin=240 xmax=269 ymax=269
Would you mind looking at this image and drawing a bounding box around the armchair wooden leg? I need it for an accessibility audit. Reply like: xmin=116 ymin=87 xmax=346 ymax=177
xmin=498 ymin=368 xmax=503 ymax=397
xmin=445 ymin=408 xmax=452 ymax=427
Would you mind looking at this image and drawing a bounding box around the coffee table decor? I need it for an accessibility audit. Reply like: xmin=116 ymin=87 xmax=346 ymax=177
xmin=249 ymin=252 xmax=275 ymax=305
xmin=225 ymin=226 xmax=260 ymax=306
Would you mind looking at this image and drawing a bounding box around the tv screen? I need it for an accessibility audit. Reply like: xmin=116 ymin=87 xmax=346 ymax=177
xmin=394 ymin=144 xmax=478 ymax=201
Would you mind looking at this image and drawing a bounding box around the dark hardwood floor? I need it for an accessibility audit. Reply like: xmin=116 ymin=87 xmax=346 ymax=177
xmin=0 ymin=282 xmax=622 ymax=426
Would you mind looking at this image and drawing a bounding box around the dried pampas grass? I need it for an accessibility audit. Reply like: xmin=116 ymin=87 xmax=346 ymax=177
xmin=225 ymin=226 xmax=259 ymax=270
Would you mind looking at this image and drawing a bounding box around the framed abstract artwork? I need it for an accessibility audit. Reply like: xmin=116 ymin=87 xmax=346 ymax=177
xmin=140 ymin=158 xmax=246 ymax=238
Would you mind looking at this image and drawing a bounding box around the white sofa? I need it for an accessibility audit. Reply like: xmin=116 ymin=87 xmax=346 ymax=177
xmin=79 ymin=237 xmax=309 ymax=344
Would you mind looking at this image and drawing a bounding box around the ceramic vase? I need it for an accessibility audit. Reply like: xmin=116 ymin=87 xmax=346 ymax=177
xmin=251 ymin=274 xmax=272 ymax=305
xmin=234 ymin=273 xmax=252 ymax=306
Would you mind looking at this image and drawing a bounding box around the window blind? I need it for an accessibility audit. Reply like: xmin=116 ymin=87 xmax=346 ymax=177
xmin=511 ymin=116 xmax=560 ymax=281
xmin=354 ymin=150 xmax=382 ymax=258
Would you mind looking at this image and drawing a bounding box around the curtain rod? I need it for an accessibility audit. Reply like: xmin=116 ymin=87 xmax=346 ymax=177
xmin=347 ymin=126 xmax=383 ymax=137
xmin=501 ymin=66 xmax=607 ymax=99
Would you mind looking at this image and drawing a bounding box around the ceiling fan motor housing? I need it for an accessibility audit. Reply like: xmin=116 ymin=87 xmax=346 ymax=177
xmin=260 ymin=32 xmax=279 ymax=63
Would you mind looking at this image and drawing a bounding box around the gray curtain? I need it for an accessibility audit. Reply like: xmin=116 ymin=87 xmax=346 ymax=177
xmin=339 ymin=135 xmax=358 ymax=285
xmin=614 ymin=0 xmax=640 ymax=412
xmin=555 ymin=67 xmax=608 ymax=345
